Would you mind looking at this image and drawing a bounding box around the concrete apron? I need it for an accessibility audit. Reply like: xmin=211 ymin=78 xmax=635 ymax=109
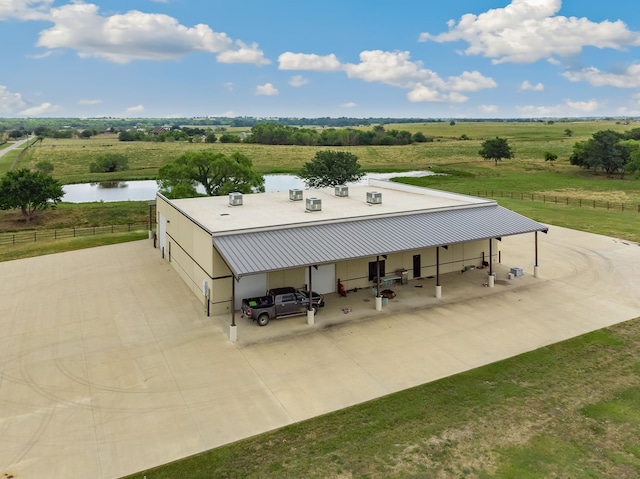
xmin=1 ymin=226 xmax=640 ymax=479
xmin=219 ymin=263 xmax=540 ymax=346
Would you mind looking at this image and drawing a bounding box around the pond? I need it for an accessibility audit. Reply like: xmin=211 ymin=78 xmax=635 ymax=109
xmin=61 ymin=171 xmax=437 ymax=203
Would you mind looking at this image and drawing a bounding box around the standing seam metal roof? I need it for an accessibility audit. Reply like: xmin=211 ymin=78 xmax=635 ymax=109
xmin=212 ymin=204 xmax=548 ymax=278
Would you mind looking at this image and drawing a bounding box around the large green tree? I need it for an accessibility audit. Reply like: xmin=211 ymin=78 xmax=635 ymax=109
xmin=0 ymin=169 xmax=64 ymax=221
xmin=478 ymin=137 xmax=514 ymax=165
xmin=570 ymin=129 xmax=630 ymax=177
xmin=157 ymin=151 xmax=264 ymax=199
xmin=298 ymin=150 xmax=364 ymax=188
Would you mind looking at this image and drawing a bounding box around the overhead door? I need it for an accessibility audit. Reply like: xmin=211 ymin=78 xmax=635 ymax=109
xmin=305 ymin=264 xmax=336 ymax=294
xmin=234 ymin=273 xmax=267 ymax=310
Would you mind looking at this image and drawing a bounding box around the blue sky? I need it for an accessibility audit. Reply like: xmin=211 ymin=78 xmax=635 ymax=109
xmin=1 ymin=0 xmax=640 ymax=119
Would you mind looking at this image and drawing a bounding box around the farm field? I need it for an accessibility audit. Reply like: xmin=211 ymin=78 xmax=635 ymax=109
xmin=15 ymin=120 xmax=634 ymax=184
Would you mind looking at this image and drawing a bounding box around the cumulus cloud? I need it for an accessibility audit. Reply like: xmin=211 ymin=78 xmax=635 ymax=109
xmin=420 ymin=0 xmax=640 ymax=64
xmin=255 ymin=83 xmax=278 ymax=96
xmin=19 ymin=101 xmax=59 ymax=116
xmin=517 ymin=98 xmax=602 ymax=116
xmin=279 ymin=49 xmax=495 ymax=104
xmin=289 ymin=75 xmax=308 ymax=87
xmin=34 ymin=3 xmax=266 ymax=64
xmin=217 ymin=41 xmax=270 ymax=65
xmin=0 ymin=0 xmax=52 ymax=21
xmin=0 ymin=85 xmax=27 ymax=114
xmin=126 ymin=104 xmax=145 ymax=114
xmin=340 ymin=102 xmax=357 ymax=108
xmin=562 ymin=64 xmax=640 ymax=88
xmin=278 ymin=52 xmax=342 ymax=71
xmin=520 ymin=80 xmax=544 ymax=91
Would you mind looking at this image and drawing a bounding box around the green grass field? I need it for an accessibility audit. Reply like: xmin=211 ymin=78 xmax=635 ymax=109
xmin=15 ymin=121 xmax=633 ymax=184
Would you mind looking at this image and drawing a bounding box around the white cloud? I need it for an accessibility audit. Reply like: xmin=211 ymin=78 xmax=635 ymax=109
xmin=407 ymin=84 xmax=468 ymax=103
xmin=255 ymin=83 xmax=278 ymax=96
xmin=562 ymin=64 xmax=640 ymax=88
xmin=564 ymin=99 xmax=601 ymax=112
xmin=0 ymin=85 xmax=27 ymax=114
xmin=35 ymin=3 xmax=267 ymax=65
xmin=217 ymin=41 xmax=270 ymax=65
xmin=19 ymin=101 xmax=59 ymax=116
xmin=479 ymin=104 xmax=499 ymax=114
xmin=278 ymin=52 xmax=342 ymax=71
xmin=126 ymin=104 xmax=145 ymax=114
xmin=420 ymin=0 xmax=640 ymax=64
xmin=224 ymin=82 xmax=233 ymax=91
xmin=516 ymin=98 xmax=602 ymax=116
xmin=78 ymin=99 xmax=102 ymax=105
xmin=289 ymin=75 xmax=308 ymax=87
xmin=340 ymin=102 xmax=357 ymax=108
xmin=279 ymin=49 xmax=495 ymax=104
xmin=520 ymin=80 xmax=544 ymax=91
xmin=0 ymin=0 xmax=52 ymax=21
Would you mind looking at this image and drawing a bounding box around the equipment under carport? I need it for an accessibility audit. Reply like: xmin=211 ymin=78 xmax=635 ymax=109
xmin=510 ymin=267 xmax=524 ymax=277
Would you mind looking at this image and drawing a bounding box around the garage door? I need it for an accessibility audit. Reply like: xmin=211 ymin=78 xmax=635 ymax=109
xmin=234 ymin=273 xmax=267 ymax=309
xmin=305 ymin=264 xmax=336 ymax=294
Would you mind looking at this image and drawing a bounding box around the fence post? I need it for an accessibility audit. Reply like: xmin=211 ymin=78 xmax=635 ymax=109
xmin=607 ymin=202 xmax=609 ymax=210
xmin=580 ymin=198 xmax=582 ymax=207
xmin=34 ymin=231 xmax=36 ymax=242
xmin=566 ymin=197 xmax=569 ymax=205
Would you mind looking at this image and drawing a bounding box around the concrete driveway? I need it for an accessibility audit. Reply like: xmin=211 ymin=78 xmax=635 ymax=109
xmin=1 ymin=226 xmax=639 ymax=478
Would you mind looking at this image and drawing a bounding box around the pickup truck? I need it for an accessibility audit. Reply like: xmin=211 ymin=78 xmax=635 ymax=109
xmin=241 ymin=287 xmax=324 ymax=326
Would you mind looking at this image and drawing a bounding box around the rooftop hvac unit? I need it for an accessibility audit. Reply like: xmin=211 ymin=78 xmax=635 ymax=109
xmin=335 ymin=185 xmax=349 ymax=197
xmin=229 ymin=192 xmax=243 ymax=206
xmin=366 ymin=191 xmax=382 ymax=204
xmin=289 ymin=189 xmax=303 ymax=201
xmin=306 ymin=197 xmax=322 ymax=212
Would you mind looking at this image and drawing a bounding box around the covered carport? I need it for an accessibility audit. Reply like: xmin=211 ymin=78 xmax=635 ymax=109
xmin=213 ymin=203 xmax=548 ymax=341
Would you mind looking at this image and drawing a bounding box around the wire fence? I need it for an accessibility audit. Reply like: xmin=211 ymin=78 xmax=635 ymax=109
xmin=469 ymin=191 xmax=640 ymax=214
xmin=0 ymin=222 xmax=152 ymax=246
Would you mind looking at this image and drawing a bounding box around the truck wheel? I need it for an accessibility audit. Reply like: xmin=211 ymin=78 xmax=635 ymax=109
xmin=257 ymin=314 xmax=269 ymax=326
xmin=311 ymin=306 xmax=318 ymax=315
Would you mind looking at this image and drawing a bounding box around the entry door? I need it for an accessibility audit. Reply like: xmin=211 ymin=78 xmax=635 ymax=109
xmin=413 ymin=254 xmax=421 ymax=278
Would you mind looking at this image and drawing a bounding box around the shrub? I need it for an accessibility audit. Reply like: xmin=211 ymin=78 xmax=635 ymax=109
xmin=89 ymin=153 xmax=129 ymax=173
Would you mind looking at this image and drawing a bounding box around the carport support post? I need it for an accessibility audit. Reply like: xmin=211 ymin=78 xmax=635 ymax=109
xmin=435 ymin=247 xmax=442 ymax=299
xmin=488 ymin=238 xmax=495 ymax=288
xmin=230 ymin=276 xmax=237 ymax=342
xmin=375 ymin=256 xmax=382 ymax=311
xmin=534 ymin=231 xmax=540 ymax=278
xmin=307 ymin=266 xmax=315 ymax=325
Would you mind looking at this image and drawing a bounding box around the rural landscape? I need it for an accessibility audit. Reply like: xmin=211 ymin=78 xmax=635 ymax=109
xmin=1 ymin=117 xmax=640 ymax=477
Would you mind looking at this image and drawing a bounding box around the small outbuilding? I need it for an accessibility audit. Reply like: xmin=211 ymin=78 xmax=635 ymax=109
xmin=155 ymin=180 xmax=548 ymax=340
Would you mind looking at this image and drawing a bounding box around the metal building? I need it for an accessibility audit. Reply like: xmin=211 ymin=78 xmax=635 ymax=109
xmin=156 ymin=180 xmax=548 ymax=341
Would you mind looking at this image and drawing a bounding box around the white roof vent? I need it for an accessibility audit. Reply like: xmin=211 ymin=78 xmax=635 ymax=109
xmin=306 ymin=197 xmax=322 ymax=212
xmin=289 ymin=189 xmax=303 ymax=201
xmin=229 ymin=192 xmax=243 ymax=206
xmin=335 ymin=185 xmax=349 ymax=197
xmin=367 ymin=191 xmax=382 ymax=204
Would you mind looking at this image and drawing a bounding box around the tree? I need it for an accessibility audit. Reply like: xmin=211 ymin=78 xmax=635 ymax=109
xmin=0 ymin=169 xmax=64 ymax=221
xmin=564 ymin=128 xmax=574 ymax=137
xmin=544 ymin=151 xmax=557 ymax=164
xmin=570 ymin=130 xmax=629 ymax=177
xmin=204 ymin=132 xmax=217 ymax=143
xmin=219 ymin=133 xmax=242 ymax=143
xmin=157 ymin=151 xmax=264 ymax=199
xmin=298 ymin=150 xmax=364 ymax=188
xmin=89 ymin=153 xmax=129 ymax=173
xmin=478 ymin=137 xmax=514 ymax=165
